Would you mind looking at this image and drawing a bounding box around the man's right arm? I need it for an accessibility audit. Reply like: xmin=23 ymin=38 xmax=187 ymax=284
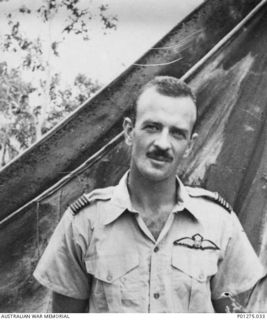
xmin=52 ymin=292 xmax=88 ymax=313
xmin=33 ymin=208 xmax=93 ymax=310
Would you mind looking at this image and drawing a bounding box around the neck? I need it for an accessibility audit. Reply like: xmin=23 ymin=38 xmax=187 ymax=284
xmin=127 ymin=167 xmax=177 ymax=213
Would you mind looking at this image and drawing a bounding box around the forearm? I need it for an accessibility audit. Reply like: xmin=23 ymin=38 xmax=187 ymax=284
xmin=212 ymin=289 xmax=252 ymax=313
xmin=52 ymin=292 xmax=88 ymax=313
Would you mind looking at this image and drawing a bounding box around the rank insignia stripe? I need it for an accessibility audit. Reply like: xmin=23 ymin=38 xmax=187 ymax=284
xmin=70 ymin=194 xmax=91 ymax=215
xmin=173 ymin=233 xmax=220 ymax=251
xmin=69 ymin=188 xmax=113 ymax=215
xmin=186 ymin=187 xmax=233 ymax=213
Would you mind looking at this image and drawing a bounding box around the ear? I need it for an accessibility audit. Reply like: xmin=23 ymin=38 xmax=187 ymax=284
xmin=123 ymin=117 xmax=134 ymax=146
xmin=183 ymin=133 xmax=198 ymax=158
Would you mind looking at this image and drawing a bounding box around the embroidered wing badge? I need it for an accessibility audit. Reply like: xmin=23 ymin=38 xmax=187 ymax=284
xmin=173 ymin=233 xmax=220 ymax=251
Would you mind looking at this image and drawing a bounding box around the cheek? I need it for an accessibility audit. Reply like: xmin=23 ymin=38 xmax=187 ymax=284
xmin=133 ymin=134 xmax=150 ymax=151
xmin=173 ymin=143 xmax=189 ymax=158
xmin=131 ymin=139 xmax=146 ymax=157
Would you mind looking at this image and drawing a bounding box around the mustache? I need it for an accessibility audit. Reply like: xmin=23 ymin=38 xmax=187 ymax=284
xmin=147 ymin=148 xmax=173 ymax=162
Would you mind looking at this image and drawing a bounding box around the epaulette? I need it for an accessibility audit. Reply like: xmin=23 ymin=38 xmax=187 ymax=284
xmin=69 ymin=188 xmax=113 ymax=215
xmin=186 ymin=186 xmax=233 ymax=213
xmin=70 ymin=194 xmax=91 ymax=215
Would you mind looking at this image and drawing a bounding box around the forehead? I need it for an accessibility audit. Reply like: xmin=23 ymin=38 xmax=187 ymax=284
xmin=136 ymin=87 xmax=197 ymax=126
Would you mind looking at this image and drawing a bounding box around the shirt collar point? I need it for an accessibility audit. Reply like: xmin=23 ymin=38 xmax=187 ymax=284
xmin=176 ymin=176 xmax=200 ymax=221
xmin=104 ymin=171 xmax=200 ymax=224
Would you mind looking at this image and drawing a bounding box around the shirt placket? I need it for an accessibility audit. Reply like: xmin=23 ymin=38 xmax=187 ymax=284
xmin=148 ymin=212 xmax=176 ymax=312
xmin=135 ymin=205 xmax=184 ymax=312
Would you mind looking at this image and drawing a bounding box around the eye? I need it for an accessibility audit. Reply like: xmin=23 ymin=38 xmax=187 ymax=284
xmin=171 ymin=129 xmax=186 ymax=140
xmin=144 ymin=123 xmax=159 ymax=132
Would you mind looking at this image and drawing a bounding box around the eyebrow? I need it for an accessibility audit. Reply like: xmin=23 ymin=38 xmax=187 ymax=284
xmin=142 ymin=120 xmax=161 ymax=126
xmin=171 ymin=127 xmax=188 ymax=135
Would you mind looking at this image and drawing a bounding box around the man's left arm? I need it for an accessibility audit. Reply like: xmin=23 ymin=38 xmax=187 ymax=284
xmin=211 ymin=212 xmax=265 ymax=313
xmin=212 ymin=286 xmax=255 ymax=312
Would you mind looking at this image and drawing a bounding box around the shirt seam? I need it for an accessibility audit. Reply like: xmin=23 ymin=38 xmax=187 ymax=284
xmin=212 ymin=270 xmax=265 ymax=300
xmin=33 ymin=271 xmax=89 ymax=300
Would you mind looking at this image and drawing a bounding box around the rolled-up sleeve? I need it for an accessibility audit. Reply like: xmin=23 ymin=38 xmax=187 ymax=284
xmin=33 ymin=208 xmax=91 ymax=299
xmin=211 ymin=212 xmax=265 ymax=300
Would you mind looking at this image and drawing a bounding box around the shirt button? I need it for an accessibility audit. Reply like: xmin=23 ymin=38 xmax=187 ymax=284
xmin=198 ymin=274 xmax=205 ymax=281
xmin=154 ymin=246 xmax=159 ymax=253
xmin=154 ymin=293 xmax=160 ymax=299
xmin=106 ymin=274 xmax=113 ymax=281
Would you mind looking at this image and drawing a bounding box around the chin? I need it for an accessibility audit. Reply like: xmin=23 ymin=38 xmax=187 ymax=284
xmin=139 ymin=167 xmax=173 ymax=182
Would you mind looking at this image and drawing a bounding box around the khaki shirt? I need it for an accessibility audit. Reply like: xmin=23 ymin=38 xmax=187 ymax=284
xmin=34 ymin=172 xmax=264 ymax=312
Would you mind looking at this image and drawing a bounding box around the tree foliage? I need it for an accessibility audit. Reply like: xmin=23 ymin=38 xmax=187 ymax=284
xmin=0 ymin=62 xmax=36 ymax=166
xmin=44 ymin=73 xmax=101 ymax=134
xmin=0 ymin=61 xmax=101 ymax=166
xmin=2 ymin=0 xmax=117 ymax=59
xmin=0 ymin=0 xmax=117 ymax=167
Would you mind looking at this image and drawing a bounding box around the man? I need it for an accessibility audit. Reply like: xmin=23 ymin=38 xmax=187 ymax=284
xmin=34 ymin=76 xmax=264 ymax=313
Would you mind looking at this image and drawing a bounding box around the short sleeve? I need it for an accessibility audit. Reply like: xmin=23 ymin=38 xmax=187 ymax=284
xmin=211 ymin=212 xmax=265 ymax=300
xmin=33 ymin=208 xmax=91 ymax=299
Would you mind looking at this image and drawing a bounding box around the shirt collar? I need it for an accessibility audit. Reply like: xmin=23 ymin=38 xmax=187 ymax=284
xmin=103 ymin=170 xmax=200 ymax=225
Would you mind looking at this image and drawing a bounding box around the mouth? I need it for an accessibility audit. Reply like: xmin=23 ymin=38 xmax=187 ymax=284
xmin=147 ymin=153 xmax=172 ymax=163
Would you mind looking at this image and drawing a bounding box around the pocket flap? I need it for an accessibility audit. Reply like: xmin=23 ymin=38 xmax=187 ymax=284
xmin=172 ymin=246 xmax=218 ymax=282
xmin=85 ymin=253 xmax=139 ymax=283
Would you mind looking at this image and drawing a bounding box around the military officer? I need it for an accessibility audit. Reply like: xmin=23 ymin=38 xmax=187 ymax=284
xmin=34 ymin=76 xmax=264 ymax=313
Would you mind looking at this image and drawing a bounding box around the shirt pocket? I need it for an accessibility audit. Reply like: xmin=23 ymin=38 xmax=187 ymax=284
xmin=171 ymin=246 xmax=218 ymax=312
xmin=85 ymin=253 xmax=139 ymax=312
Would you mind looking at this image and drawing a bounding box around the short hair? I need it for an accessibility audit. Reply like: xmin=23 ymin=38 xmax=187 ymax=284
xmin=129 ymin=76 xmax=198 ymax=133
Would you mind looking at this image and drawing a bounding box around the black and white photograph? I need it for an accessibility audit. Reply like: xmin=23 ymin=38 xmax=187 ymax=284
xmin=0 ymin=0 xmax=267 ymax=314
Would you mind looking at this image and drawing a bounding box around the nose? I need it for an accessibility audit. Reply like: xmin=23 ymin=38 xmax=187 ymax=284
xmin=154 ymin=129 xmax=171 ymax=150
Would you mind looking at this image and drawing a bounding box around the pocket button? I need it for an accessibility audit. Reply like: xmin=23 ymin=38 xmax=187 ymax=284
xmin=198 ymin=273 xmax=205 ymax=281
xmin=106 ymin=274 xmax=113 ymax=281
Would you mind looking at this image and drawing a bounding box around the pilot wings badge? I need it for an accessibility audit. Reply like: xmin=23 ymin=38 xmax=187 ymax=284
xmin=173 ymin=233 xmax=220 ymax=251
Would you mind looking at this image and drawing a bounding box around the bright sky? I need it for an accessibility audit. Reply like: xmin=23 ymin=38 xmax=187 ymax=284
xmin=58 ymin=0 xmax=204 ymax=84
xmin=0 ymin=0 xmax=203 ymax=85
